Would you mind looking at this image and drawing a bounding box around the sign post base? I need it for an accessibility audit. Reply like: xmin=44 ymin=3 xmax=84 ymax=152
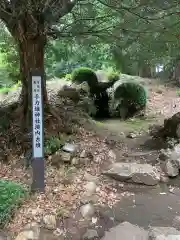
xmin=31 ymin=158 xmax=45 ymax=193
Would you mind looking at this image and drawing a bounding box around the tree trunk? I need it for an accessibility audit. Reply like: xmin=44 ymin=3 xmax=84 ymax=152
xmin=18 ymin=36 xmax=48 ymax=128
xmin=139 ymin=63 xmax=152 ymax=78
xmin=4 ymin=16 xmax=48 ymax=130
xmin=173 ymin=60 xmax=180 ymax=86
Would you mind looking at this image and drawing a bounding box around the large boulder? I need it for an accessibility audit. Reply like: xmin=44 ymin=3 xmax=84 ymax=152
xmin=57 ymin=85 xmax=81 ymax=103
xmin=102 ymin=222 xmax=148 ymax=240
xmin=103 ymin=162 xmax=160 ymax=186
xmin=162 ymin=159 xmax=179 ymax=177
xmin=154 ymin=112 xmax=180 ymax=139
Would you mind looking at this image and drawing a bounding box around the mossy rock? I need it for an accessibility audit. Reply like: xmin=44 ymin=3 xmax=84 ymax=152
xmin=113 ymin=82 xmax=147 ymax=118
xmin=114 ymin=82 xmax=147 ymax=107
xmin=71 ymin=67 xmax=98 ymax=89
xmin=107 ymin=72 xmax=120 ymax=82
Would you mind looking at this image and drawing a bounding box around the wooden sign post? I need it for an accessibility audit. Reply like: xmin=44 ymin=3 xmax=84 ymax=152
xmin=31 ymin=71 xmax=45 ymax=192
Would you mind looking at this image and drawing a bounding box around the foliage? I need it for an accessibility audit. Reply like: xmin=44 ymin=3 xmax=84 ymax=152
xmin=107 ymin=71 xmax=120 ymax=82
xmin=0 ymin=0 xmax=179 ymax=89
xmin=0 ymin=23 xmax=19 ymax=84
xmin=45 ymin=136 xmax=66 ymax=155
xmin=0 ymin=180 xmax=27 ymax=227
xmin=71 ymin=67 xmax=98 ymax=87
xmin=64 ymin=73 xmax=72 ymax=81
xmin=45 ymin=41 xmax=115 ymax=79
xmin=114 ymin=82 xmax=147 ymax=110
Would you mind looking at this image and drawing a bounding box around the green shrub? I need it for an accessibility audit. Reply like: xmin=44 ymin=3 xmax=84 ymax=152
xmin=45 ymin=136 xmax=66 ymax=155
xmin=71 ymin=67 xmax=98 ymax=87
xmin=114 ymin=81 xmax=147 ymax=110
xmin=0 ymin=180 xmax=27 ymax=227
xmin=107 ymin=71 xmax=120 ymax=82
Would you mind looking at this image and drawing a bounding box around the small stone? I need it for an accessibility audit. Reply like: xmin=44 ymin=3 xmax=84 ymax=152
xmin=120 ymin=132 xmax=125 ymax=137
xmin=80 ymin=195 xmax=98 ymax=205
xmin=79 ymin=157 xmax=92 ymax=165
xmin=71 ymin=157 xmax=80 ymax=165
xmin=108 ymin=150 xmax=116 ymax=161
xmin=170 ymin=149 xmax=180 ymax=168
xmin=173 ymin=216 xmax=180 ymax=230
xmin=80 ymin=150 xmax=86 ymax=158
xmin=51 ymin=154 xmax=61 ymax=166
xmin=61 ymin=152 xmax=72 ymax=163
xmin=92 ymin=217 xmax=98 ymax=224
xmin=160 ymin=174 xmax=169 ymax=183
xmin=43 ymin=214 xmax=57 ymax=230
xmin=84 ymin=173 xmax=99 ymax=183
xmin=163 ymin=160 xmax=179 ymax=177
xmin=53 ymin=228 xmax=65 ymax=237
xmin=126 ymin=132 xmax=136 ymax=138
xmin=62 ymin=143 xmax=77 ymax=153
xmin=83 ymin=229 xmax=98 ymax=239
xmin=159 ymin=149 xmax=171 ymax=161
xmin=80 ymin=203 xmax=95 ymax=219
xmin=23 ymin=222 xmax=40 ymax=232
xmin=84 ymin=182 xmax=97 ymax=196
xmin=86 ymin=152 xmax=94 ymax=161
xmin=15 ymin=229 xmax=39 ymax=240
xmin=0 ymin=231 xmax=11 ymax=240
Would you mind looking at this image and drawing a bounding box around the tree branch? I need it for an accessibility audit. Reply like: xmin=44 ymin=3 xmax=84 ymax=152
xmin=43 ymin=0 xmax=79 ymax=24
xmin=97 ymin=0 xmax=177 ymax=22
xmin=0 ymin=1 xmax=13 ymax=24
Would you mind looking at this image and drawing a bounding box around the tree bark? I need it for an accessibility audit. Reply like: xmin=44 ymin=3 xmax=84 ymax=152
xmin=173 ymin=60 xmax=180 ymax=86
xmin=18 ymin=36 xmax=48 ymax=128
xmin=3 ymin=15 xmax=48 ymax=130
xmin=139 ymin=63 xmax=152 ymax=78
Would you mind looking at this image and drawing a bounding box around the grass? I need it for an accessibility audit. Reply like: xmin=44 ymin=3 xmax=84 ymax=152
xmin=176 ymin=89 xmax=180 ymax=97
xmin=0 ymin=81 xmax=21 ymax=94
xmin=0 ymin=179 xmax=28 ymax=227
xmin=124 ymin=118 xmax=155 ymax=131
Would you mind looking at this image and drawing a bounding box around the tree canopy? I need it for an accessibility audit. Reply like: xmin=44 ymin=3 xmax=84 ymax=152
xmin=0 ymin=0 xmax=179 ymax=94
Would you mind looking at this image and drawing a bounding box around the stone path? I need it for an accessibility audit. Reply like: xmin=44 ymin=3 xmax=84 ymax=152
xmin=100 ymin=186 xmax=180 ymax=229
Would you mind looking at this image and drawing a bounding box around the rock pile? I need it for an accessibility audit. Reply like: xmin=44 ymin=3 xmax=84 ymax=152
xmin=51 ymin=143 xmax=93 ymax=167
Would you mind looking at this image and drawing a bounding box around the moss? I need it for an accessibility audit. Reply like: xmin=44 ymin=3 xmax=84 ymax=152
xmin=71 ymin=67 xmax=98 ymax=88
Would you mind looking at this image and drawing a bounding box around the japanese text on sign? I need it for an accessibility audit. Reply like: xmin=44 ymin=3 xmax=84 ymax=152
xmin=32 ymin=76 xmax=43 ymax=158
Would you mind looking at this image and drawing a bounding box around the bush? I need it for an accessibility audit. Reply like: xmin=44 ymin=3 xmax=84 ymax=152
xmin=45 ymin=136 xmax=66 ymax=155
xmin=114 ymin=82 xmax=147 ymax=118
xmin=71 ymin=67 xmax=98 ymax=87
xmin=0 ymin=180 xmax=27 ymax=227
xmin=107 ymin=71 xmax=120 ymax=82
xmin=64 ymin=73 xmax=72 ymax=81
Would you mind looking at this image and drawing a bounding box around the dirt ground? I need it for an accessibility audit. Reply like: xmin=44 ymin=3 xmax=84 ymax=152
xmin=1 ymin=77 xmax=180 ymax=239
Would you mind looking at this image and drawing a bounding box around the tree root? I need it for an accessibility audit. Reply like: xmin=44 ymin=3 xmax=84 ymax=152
xmin=46 ymin=105 xmax=62 ymax=123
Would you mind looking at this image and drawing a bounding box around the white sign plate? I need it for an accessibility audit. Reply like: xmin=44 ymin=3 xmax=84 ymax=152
xmin=32 ymin=76 xmax=43 ymax=158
